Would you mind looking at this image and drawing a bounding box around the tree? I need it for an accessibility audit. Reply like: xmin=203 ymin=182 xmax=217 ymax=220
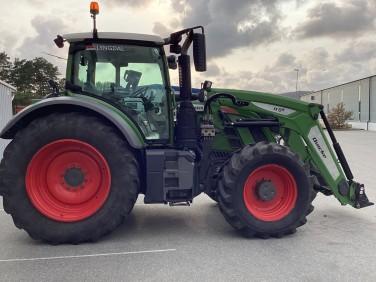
xmin=10 ymin=58 xmax=35 ymax=94
xmin=327 ymin=102 xmax=353 ymax=129
xmin=0 ymin=52 xmax=12 ymax=82
xmin=32 ymin=57 xmax=60 ymax=96
xmin=96 ymin=81 xmax=113 ymax=91
xmin=58 ymin=78 xmax=66 ymax=92
xmin=10 ymin=57 xmax=60 ymax=97
xmin=12 ymin=92 xmax=32 ymax=111
xmin=1 ymin=51 xmax=64 ymax=110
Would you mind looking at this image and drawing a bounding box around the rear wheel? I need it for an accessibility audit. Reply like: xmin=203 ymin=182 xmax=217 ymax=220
xmin=0 ymin=112 xmax=140 ymax=244
xmin=218 ymin=142 xmax=315 ymax=238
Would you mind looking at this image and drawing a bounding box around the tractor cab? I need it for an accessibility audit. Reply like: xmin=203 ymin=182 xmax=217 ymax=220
xmin=63 ymin=33 xmax=171 ymax=140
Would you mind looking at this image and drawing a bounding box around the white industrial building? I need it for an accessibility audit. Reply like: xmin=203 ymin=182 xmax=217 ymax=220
xmin=0 ymin=80 xmax=16 ymax=157
xmin=301 ymin=75 xmax=376 ymax=131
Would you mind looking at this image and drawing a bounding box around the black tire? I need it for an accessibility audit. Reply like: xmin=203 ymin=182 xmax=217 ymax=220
xmin=206 ymin=191 xmax=218 ymax=202
xmin=0 ymin=112 xmax=140 ymax=244
xmin=217 ymin=142 xmax=315 ymax=238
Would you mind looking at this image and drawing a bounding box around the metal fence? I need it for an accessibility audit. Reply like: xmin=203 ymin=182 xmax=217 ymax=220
xmin=0 ymin=80 xmax=16 ymax=157
xmin=301 ymin=75 xmax=376 ymax=131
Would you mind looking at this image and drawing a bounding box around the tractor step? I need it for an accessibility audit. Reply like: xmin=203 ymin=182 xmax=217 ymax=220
xmin=169 ymin=201 xmax=191 ymax=207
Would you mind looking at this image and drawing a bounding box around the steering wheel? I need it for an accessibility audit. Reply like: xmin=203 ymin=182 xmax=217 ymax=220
xmin=131 ymin=85 xmax=149 ymax=98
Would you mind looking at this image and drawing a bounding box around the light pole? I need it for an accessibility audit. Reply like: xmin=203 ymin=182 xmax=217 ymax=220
xmin=294 ymin=69 xmax=299 ymax=92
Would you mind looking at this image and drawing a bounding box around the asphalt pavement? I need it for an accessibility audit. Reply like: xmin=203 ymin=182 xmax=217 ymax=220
xmin=0 ymin=130 xmax=375 ymax=281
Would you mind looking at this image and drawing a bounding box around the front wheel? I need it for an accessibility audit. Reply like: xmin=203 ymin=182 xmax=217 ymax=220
xmin=218 ymin=142 xmax=315 ymax=238
xmin=0 ymin=112 xmax=140 ymax=244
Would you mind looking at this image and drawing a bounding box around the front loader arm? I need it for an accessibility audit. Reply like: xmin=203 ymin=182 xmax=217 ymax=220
xmin=261 ymin=103 xmax=373 ymax=209
xmin=207 ymin=88 xmax=373 ymax=209
xmin=277 ymin=103 xmax=373 ymax=209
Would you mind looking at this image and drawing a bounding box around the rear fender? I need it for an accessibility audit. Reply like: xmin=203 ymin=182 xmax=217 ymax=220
xmin=0 ymin=97 xmax=146 ymax=149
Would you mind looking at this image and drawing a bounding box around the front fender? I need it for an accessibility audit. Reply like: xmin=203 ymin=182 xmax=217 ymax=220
xmin=0 ymin=97 xmax=145 ymax=149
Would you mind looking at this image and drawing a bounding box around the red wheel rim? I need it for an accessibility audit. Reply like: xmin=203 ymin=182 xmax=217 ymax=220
xmin=243 ymin=164 xmax=297 ymax=221
xmin=26 ymin=139 xmax=111 ymax=222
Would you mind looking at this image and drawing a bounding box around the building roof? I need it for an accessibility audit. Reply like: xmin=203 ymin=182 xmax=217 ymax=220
xmin=64 ymin=32 xmax=165 ymax=45
xmin=279 ymin=90 xmax=313 ymax=100
xmin=0 ymin=80 xmax=16 ymax=91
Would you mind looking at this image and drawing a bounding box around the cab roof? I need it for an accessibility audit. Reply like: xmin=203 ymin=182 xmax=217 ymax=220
xmin=64 ymin=32 xmax=165 ymax=45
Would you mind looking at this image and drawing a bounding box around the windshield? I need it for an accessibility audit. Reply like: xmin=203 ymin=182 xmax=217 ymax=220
xmin=71 ymin=43 xmax=169 ymax=140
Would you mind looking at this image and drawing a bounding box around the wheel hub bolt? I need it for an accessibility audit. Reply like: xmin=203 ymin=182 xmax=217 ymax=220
xmin=256 ymin=181 xmax=276 ymax=201
xmin=62 ymin=167 xmax=86 ymax=191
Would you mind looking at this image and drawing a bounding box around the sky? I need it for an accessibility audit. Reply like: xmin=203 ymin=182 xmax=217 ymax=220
xmin=1 ymin=0 xmax=376 ymax=94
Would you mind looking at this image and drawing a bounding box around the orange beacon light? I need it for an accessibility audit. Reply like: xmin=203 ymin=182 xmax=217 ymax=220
xmin=90 ymin=2 xmax=99 ymax=15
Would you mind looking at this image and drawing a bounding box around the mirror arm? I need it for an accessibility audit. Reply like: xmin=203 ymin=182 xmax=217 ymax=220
xmin=181 ymin=31 xmax=193 ymax=55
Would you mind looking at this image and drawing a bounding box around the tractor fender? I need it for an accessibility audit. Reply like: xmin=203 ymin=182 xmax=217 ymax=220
xmin=0 ymin=97 xmax=144 ymax=149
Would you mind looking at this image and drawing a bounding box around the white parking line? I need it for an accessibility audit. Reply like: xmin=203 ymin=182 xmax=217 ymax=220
xmin=0 ymin=248 xmax=177 ymax=263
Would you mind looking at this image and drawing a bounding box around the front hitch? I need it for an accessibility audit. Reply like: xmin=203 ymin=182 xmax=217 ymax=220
xmin=353 ymin=182 xmax=374 ymax=209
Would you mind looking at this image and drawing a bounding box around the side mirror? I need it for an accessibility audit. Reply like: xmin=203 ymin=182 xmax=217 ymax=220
xmin=54 ymin=35 xmax=65 ymax=48
xmin=193 ymin=33 xmax=206 ymax=72
xmin=202 ymin=80 xmax=212 ymax=92
xmin=167 ymin=55 xmax=177 ymax=70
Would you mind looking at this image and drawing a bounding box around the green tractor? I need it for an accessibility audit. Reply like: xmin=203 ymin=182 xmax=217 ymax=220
xmin=0 ymin=3 xmax=372 ymax=244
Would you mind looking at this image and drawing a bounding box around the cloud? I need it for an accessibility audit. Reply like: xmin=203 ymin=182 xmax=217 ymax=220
xmin=163 ymin=0 xmax=287 ymax=58
xmin=170 ymin=0 xmax=188 ymax=14
xmin=16 ymin=0 xmax=44 ymax=4
xmin=5 ymin=0 xmax=376 ymax=94
xmin=145 ymin=0 xmax=376 ymax=93
xmin=0 ymin=30 xmax=19 ymax=57
xmin=294 ymin=0 xmax=376 ymax=39
xmin=335 ymin=40 xmax=376 ymax=63
xmin=105 ymin=0 xmax=154 ymax=8
xmin=305 ymin=47 xmax=329 ymax=69
xmin=193 ymin=44 xmax=371 ymax=93
xmin=205 ymin=62 xmax=221 ymax=77
xmin=274 ymin=53 xmax=297 ymax=70
xmin=152 ymin=22 xmax=170 ymax=37
xmin=182 ymin=0 xmax=376 ymax=93
xmin=17 ymin=16 xmax=68 ymax=57
xmin=191 ymin=51 xmax=299 ymax=93
xmin=16 ymin=16 xmax=69 ymax=74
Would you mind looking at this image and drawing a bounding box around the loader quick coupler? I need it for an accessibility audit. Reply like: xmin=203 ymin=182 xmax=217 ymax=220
xmin=354 ymin=182 xmax=374 ymax=209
